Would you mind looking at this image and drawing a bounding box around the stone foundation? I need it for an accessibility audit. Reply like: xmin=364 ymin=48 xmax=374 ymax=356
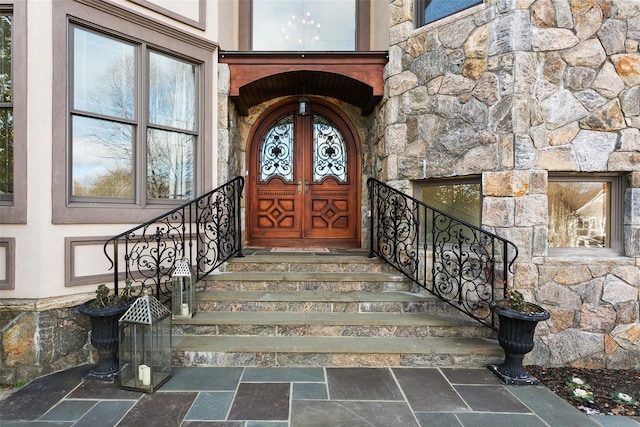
xmin=0 ymin=295 xmax=93 ymax=383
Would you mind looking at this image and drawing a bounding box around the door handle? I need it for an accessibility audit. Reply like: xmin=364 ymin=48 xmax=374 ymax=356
xmin=297 ymin=180 xmax=302 ymax=194
xmin=304 ymin=180 xmax=309 ymax=194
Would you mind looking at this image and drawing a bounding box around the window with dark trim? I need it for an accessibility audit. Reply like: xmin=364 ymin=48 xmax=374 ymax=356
xmin=251 ymin=0 xmax=356 ymax=51
xmin=416 ymin=0 xmax=483 ymax=27
xmin=0 ymin=11 xmax=11 ymax=204
xmin=69 ymin=25 xmax=200 ymax=205
xmin=548 ymin=174 xmax=623 ymax=252
xmin=415 ymin=178 xmax=482 ymax=227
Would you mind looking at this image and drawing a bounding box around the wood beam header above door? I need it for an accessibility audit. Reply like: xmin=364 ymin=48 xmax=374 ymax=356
xmin=219 ymin=51 xmax=388 ymax=116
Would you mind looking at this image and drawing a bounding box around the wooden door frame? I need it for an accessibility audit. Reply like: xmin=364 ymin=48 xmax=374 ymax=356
xmin=246 ymin=97 xmax=362 ymax=248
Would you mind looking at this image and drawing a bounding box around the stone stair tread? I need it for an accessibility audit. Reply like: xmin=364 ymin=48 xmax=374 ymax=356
xmin=196 ymin=290 xmax=434 ymax=302
xmin=173 ymin=311 xmax=479 ymax=327
xmin=205 ymin=271 xmax=409 ymax=282
xmin=174 ymin=335 xmax=500 ymax=355
xmin=226 ymin=253 xmax=375 ymax=264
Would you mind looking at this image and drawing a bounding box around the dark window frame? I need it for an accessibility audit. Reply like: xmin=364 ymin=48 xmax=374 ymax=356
xmin=51 ymin=0 xmax=216 ymax=224
xmin=416 ymin=0 xmax=483 ymax=27
xmin=0 ymin=1 xmax=25 ymax=224
xmin=68 ymin=24 xmax=201 ymax=206
xmin=242 ymin=0 xmax=370 ymax=51
xmin=548 ymin=174 xmax=624 ymax=254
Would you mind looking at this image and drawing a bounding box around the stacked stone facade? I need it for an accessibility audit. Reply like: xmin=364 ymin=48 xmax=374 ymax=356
xmin=382 ymin=0 xmax=640 ymax=368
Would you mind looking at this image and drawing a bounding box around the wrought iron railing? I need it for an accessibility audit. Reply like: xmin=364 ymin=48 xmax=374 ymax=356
xmin=104 ymin=177 xmax=244 ymax=301
xmin=367 ymin=178 xmax=518 ymax=330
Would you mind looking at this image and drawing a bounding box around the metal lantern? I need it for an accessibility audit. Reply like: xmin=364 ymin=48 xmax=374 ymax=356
xmin=118 ymin=291 xmax=172 ymax=393
xmin=172 ymin=258 xmax=195 ymax=319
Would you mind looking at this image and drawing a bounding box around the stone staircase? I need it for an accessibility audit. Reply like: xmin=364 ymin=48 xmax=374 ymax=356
xmin=172 ymin=249 xmax=502 ymax=368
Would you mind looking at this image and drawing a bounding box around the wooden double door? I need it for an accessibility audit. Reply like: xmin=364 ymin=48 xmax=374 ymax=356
xmin=247 ymin=101 xmax=360 ymax=248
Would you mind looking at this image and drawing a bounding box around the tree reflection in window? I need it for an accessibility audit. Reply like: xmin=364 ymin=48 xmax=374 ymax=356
xmin=313 ymin=115 xmax=346 ymax=182
xmin=260 ymin=114 xmax=294 ymax=182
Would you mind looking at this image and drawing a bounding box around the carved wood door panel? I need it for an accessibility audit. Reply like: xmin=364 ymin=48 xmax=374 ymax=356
xmin=247 ymin=102 xmax=359 ymax=247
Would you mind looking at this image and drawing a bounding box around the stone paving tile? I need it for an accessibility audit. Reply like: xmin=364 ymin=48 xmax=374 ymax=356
xmin=161 ymin=367 xmax=243 ymax=391
xmin=227 ymin=383 xmax=290 ymax=421
xmin=67 ymin=379 xmax=141 ymax=399
xmin=326 ymin=367 xmax=403 ymax=400
xmin=73 ymin=400 xmax=135 ymax=427
xmin=0 ymin=366 xmax=87 ymax=420
xmin=589 ymin=416 xmax=640 ymax=426
xmin=454 ymin=385 xmax=531 ymax=413
xmin=440 ymin=368 xmax=503 ymax=385
xmin=185 ymin=392 xmax=235 ymax=421
xmin=117 ymin=392 xmax=197 ymax=427
xmin=247 ymin=422 xmax=289 ymax=427
xmin=414 ymin=412 xmax=464 ymax=426
xmin=39 ymin=400 xmax=97 ymax=421
xmin=393 ymin=368 xmax=469 ymax=412
xmin=182 ymin=422 xmax=244 ymax=427
xmin=508 ymin=386 xmax=601 ymax=427
xmin=291 ymin=400 xmax=419 ymax=427
xmin=292 ymin=382 xmax=328 ymax=400
xmin=242 ymin=367 xmax=325 ymax=382
xmin=2 ymin=421 xmax=74 ymax=426
xmin=455 ymin=413 xmax=548 ymax=427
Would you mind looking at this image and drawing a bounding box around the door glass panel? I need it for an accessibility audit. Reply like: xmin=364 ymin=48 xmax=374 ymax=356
xmin=260 ymin=114 xmax=294 ymax=182
xmin=313 ymin=115 xmax=347 ymax=182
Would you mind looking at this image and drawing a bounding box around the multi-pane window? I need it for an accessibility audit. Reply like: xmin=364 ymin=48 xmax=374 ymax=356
xmin=252 ymin=0 xmax=356 ymax=51
xmin=548 ymin=176 xmax=622 ymax=250
xmin=416 ymin=0 xmax=483 ymax=27
xmin=70 ymin=26 xmax=198 ymax=203
xmin=0 ymin=12 xmax=11 ymax=204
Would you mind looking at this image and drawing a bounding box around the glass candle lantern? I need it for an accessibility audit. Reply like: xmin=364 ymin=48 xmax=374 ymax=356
xmin=118 ymin=291 xmax=172 ymax=393
xmin=172 ymin=258 xmax=195 ymax=319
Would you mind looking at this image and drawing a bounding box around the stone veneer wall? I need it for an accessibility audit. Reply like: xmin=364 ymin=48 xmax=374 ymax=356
xmin=381 ymin=0 xmax=640 ymax=368
xmin=0 ymin=297 xmax=93 ymax=383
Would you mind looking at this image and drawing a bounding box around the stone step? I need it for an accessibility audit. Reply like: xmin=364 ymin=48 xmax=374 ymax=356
xmin=203 ymin=271 xmax=413 ymax=292
xmin=222 ymin=251 xmax=395 ymax=273
xmin=172 ymin=311 xmax=495 ymax=339
xmin=172 ymin=335 xmax=503 ymax=368
xmin=194 ymin=290 xmax=458 ymax=314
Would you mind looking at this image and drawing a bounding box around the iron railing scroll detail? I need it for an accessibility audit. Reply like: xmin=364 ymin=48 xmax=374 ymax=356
xmin=367 ymin=178 xmax=518 ymax=331
xmin=104 ymin=177 xmax=244 ymax=301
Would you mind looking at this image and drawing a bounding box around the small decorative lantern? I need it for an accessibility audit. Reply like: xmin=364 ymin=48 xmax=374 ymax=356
xmin=172 ymin=258 xmax=195 ymax=318
xmin=118 ymin=291 xmax=172 ymax=393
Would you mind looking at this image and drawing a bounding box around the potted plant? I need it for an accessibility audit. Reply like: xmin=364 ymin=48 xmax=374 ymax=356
xmin=489 ymin=289 xmax=550 ymax=385
xmin=78 ymin=282 xmax=133 ymax=381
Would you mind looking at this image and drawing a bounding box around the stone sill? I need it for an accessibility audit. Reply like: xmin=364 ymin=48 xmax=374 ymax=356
xmin=0 ymin=292 xmax=95 ymax=312
xmin=534 ymin=249 xmax=636 ymax=266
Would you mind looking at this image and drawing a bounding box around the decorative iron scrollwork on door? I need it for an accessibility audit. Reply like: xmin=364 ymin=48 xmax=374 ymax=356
xmin=313 ymin=115 xmax=347 ymax=182
xmin=260 ymin=114 xmax=294 ymax=182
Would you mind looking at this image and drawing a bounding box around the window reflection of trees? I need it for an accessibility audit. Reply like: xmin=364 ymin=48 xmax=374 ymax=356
xmin=71 ymin=27 xmax=196 ymax=201
xmin=0 ymin=13 xmax=12 ymax=198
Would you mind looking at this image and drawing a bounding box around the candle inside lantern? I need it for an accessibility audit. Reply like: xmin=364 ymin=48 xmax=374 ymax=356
xmin=138 ymin=364 xmax=151 ymax=385
xmin=182 ymin=303 xmax=189 ymax=317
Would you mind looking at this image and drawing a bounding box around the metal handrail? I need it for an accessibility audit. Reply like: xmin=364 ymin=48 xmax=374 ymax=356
xmin=367 ymin=178 xmax=518 ymax=330
xmin=103 ymin=177 xmax=244 ymax=300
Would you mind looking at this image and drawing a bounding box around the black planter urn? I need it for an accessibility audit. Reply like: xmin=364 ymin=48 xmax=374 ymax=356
xmin=78 ymin=303 xmax=130 ymax=382
xmin=489 ymin=301 xmax=550 ymax=385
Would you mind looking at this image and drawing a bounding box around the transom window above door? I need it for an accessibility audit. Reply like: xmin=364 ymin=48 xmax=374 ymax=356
xmin=252 ymin=0 xmax=356 ymax=51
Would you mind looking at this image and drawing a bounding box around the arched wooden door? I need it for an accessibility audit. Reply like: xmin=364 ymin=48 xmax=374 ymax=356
xmin=247 ymin=101 xmax=360 ymax=248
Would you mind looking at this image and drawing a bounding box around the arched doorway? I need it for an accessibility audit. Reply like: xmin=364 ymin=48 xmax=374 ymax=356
xmin=246 ymin=99 xmax=361 ymax=248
